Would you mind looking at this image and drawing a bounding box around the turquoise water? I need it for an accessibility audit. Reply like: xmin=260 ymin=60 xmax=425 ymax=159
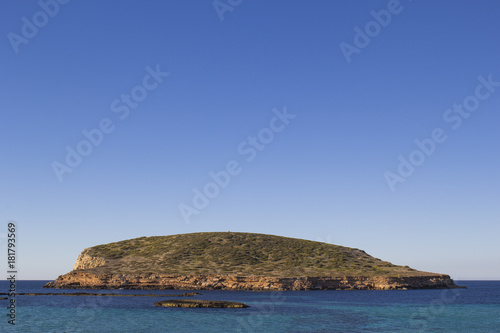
xmin=1 ymin=281 xmax=499 ymax=332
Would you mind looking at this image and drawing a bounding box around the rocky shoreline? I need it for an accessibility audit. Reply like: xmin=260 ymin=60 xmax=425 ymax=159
xmin=43 ymin=271 xmax=464 ymax=291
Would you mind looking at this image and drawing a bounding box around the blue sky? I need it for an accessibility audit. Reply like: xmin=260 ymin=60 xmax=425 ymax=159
xmin=1 ymin=0 xmax=499 ymax=280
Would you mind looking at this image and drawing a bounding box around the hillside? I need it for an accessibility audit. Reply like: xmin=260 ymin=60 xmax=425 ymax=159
xmin=72 ymin=232 xmax=428 ymax=277
xmin=44 ymin=232 xmax=462 ymax=290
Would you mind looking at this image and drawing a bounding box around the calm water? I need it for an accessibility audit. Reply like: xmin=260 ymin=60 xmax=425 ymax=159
xmin=0 ymin=280 xmax=499 ymax=332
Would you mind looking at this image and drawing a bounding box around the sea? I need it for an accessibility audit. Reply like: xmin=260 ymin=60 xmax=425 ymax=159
xmin=0 ymin=280 xmax=499 ymax=332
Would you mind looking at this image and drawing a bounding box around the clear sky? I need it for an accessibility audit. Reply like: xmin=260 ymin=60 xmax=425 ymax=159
xmin=1 ymin=0 xmax=499 ymax=280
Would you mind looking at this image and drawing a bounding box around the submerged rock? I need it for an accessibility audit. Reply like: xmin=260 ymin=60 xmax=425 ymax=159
xmin=7 ymin=292 xmax=201 ymax=297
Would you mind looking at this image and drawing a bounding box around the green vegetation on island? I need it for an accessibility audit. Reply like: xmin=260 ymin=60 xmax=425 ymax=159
xmin=76 ymin=232 xmax=432 ymax=277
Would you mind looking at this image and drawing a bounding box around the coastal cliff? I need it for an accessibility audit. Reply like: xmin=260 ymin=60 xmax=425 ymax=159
xmin=44 ymin=232 xmax=464 ymax=290
xmin=44 ymin=272 xmax=460 ymax=290
xmin=73 ymin=250 xmax=106 ymax=270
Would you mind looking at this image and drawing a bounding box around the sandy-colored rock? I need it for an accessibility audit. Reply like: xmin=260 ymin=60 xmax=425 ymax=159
xmin=43 ymin=271 xmax=463 ymax=290
xmin=73 ymin=250 xmax=106 ymax=270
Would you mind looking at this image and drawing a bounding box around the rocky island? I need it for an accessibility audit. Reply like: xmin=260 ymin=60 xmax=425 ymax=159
xmin=44 ymin=232 xmax=463 ymax=291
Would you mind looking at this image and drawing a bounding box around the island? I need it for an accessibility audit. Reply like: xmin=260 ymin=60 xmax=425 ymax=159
xmin=44 ymin=232 xmax=464 ymax=291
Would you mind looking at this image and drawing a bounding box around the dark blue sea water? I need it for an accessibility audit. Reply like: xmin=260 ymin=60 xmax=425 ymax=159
xmin=0 ymin=280 xmax=499 ymax=332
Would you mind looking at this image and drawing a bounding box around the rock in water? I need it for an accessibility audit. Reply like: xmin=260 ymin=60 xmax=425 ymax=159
xmin=154 ymin=299 xmax=249 ymax=308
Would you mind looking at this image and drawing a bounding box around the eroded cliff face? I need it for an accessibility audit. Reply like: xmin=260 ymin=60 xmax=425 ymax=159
xmin=44 ymin=272 xmax=463 ymax=291
xmin=73 ymin=250 xmax=106 ymax=271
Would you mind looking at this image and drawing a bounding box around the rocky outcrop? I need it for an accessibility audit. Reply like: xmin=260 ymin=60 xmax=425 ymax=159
xmin=73 ymin=250 xmax=106 ymax=270
xmin=154 ymin=299 xmax=249 ymax=308
xmin=43 ymin=271 xmax=463 ymax=290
